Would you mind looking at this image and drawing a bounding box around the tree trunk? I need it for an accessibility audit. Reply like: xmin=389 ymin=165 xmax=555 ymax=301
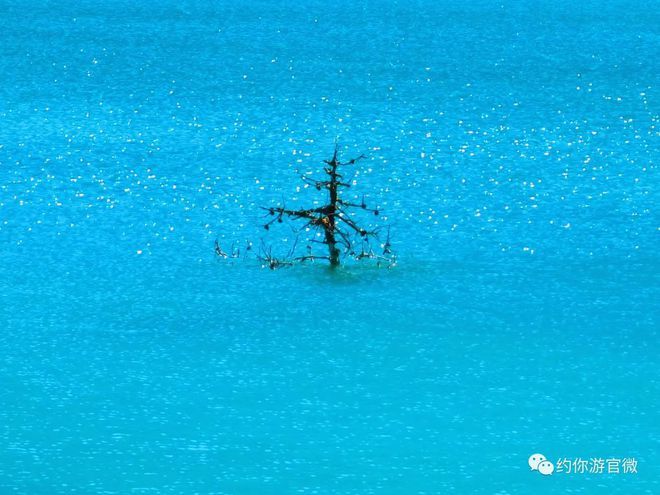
xmin=326 ymin=149 xmax=340 ymax=267
xmin=324 ymin=225 xmax=340 ymax=267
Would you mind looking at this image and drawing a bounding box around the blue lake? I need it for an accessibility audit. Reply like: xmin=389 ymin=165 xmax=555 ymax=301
xmin=0 ymin=1 xmax=658 ymax=493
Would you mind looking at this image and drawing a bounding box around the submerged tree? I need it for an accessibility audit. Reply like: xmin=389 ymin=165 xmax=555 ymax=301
xmin=258 ymin=145 xmax=394 ymax=268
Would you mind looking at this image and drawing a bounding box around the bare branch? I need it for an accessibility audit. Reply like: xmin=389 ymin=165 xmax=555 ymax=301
xmin=341 ymin=154 xmax=367 ymax=165
xmin=335 ymin=213 xmax=374 ymax=238
xmin=214 ymin=239 xmax=228 ymax=258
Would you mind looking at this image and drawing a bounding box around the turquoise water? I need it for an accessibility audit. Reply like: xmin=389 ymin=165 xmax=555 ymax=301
xmin=1 ymin=1 xmax=658 ymax=493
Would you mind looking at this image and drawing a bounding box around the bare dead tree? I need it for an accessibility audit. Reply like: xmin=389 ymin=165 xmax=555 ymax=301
xmin=257 ymin=145 xmax=394 ymax=268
